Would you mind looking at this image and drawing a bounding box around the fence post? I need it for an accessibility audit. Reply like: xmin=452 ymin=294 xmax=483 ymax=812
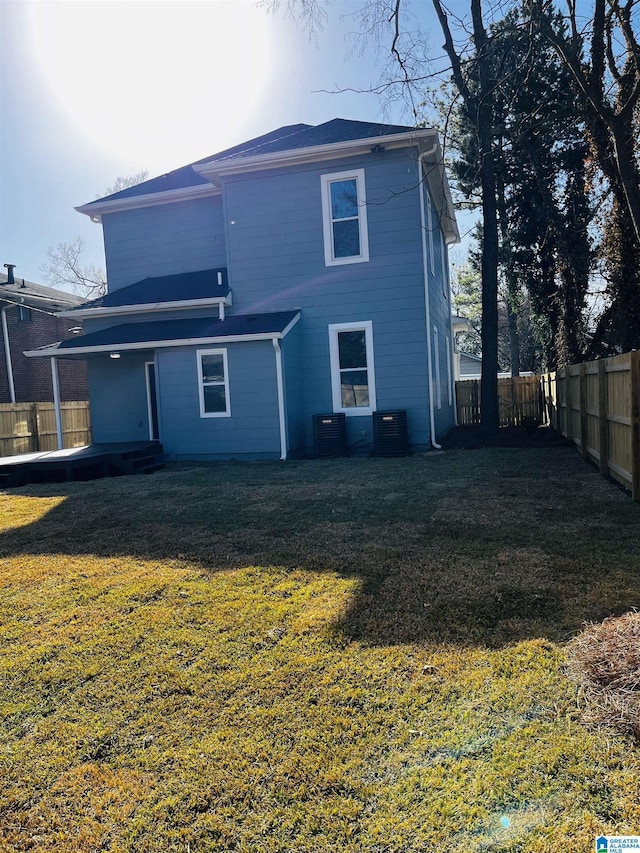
xmin=631 ymin=351 xmax=640 ymax=502
xmin=598 ymin=358 xmax=609 ymax=477
xmin=579 ymin=363 xmax=588 ymax=459
xmin=564 ymin=368 xmax=571 ymax=441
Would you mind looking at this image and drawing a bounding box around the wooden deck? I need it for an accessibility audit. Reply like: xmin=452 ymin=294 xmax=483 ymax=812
xmin=0 ymin=442 xmax=164 ymax=488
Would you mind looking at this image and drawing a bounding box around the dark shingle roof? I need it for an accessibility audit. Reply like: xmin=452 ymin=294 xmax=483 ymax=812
xmin=48 ymin=310 xmax=300 ymax=352
xmin=101 ymin=268 xmax=229 ymax=308
xmin=64 ymin=269 xmax=230 ymax=312
xmin=211 ymin=119 xmax=416 ymax=162
xmin=0 ymin=274 xmax=84 ymax=311
xmin=85 ymin=119 xmax=417 ymax=207
xmin=87 ymin=125 xmax=311 ymax=205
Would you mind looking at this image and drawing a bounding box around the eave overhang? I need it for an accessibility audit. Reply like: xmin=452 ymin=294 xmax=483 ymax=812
xmin=194 ymin=129 xmax=439 ymax=178
xmin=56 ymin=293 xmax=232 ymax=320
xmin=75 ymin=183 xmax=222 ymax=222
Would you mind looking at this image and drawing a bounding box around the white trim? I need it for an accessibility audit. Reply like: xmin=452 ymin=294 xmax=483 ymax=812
xmin=1 ymin=307 xmax=15 ymax=403
xmin=56 ymin=294 xmax=231 ymax=320
xmin=75 ymin=183 xmax=221 ymax=220
xmin=418 ymin=152 xmax=442 ymax=450
xmin=328 ymin=320 xmax=376 ymax=416
xmin=194 ymin=130 xmax=438 ymax=178
xmin=434 ymin=326 xmax=442 ymax=409
xmin=51 ymin=358 xmax=63 ymax=450
xmin=197 ymin=348 xmax=231 ymax=418
xmin=446 ymin=335 xmax=453 ymax=407
xmin=272 ymin=339 xmax=288 ymax=461
xmin=320 ymin=168 xmax=370 ymax=266
xmin=24 ymin=323 xmax=301 ymax=359
xmin=280 ymin=311 xmax=301 ymax=338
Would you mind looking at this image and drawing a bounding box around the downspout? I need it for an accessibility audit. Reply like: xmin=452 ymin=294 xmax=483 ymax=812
xmin=418 ymin=148 xmax=441 ymax=449
xmin=272 ymin=338 xmax=288 ymax=461
xmin=1 ymin=306 xmax=16 ymax=403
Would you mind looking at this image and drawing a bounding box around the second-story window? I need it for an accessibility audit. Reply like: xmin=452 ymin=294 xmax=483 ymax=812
xmin=18 ymin=306 xmax=33 ymax=323
xmin=321 ymin=169 xmax=369 ymax=266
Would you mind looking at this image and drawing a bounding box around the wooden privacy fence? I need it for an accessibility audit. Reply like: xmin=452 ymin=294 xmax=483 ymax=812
xmin=456 ymin=376 xmax=544 ymax=427
xmin=0 ymin=401 xmax=92 ymax=458
xmin=541 ymin=352 xmax=640 ymax=500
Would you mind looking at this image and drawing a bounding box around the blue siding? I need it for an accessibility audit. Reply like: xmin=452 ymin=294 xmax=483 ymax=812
xmin=223 ymin=148 xmax=433 ymax=450
xmin=156 ymin=342 xmax=281 ymax=460
xmin=102 ymin=196 xmax=226 ymax=292
xmin=83 ymin=308 xmax=221 ymax=336
xmin=88 ymin=352 xmax=151 ymax=443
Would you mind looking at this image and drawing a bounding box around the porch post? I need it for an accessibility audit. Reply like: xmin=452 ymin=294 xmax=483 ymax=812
xmin=51 ymin=357 xmax=63 ymax=450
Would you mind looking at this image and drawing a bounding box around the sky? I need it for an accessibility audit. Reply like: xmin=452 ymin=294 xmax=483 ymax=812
xmin=0 ymin=0 xmax=461 ymax=289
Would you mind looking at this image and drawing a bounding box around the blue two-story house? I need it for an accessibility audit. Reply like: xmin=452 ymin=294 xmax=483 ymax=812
xmin=27 ymin=119 xmax=459 ymax=460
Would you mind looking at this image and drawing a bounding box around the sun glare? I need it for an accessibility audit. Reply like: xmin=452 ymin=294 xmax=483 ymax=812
xmin=28 ymin=1 xmax=274 ymax=168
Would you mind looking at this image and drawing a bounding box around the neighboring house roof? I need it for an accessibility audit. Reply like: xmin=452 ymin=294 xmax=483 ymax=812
xmin=451 ymin=315 xmax=472 ymax=334
xmin=59 ymin=268 xmax=230 ymax=317
xmin=0 ymin=273 xmax=84 ymax=312
xmin=460 ymin=351 xmax=482 ymax=363
xmin=75 ymin=118 xmax=459 ymax=244
xmin=25 ymin=310 xmax=301 ymax=357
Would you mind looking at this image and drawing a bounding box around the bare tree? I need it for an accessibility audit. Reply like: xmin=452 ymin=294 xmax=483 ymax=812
xmin=43 ymin=236 xmax=107 ymax=299
xmin=42 ymin=171 xmax=148 ymax=299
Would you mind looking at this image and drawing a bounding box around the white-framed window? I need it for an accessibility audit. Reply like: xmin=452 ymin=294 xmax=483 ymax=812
xmin=434 ymin=326 xmax=442 ymax=409
xmin=328 ymin=321 xmax=376 ymax=416
xmin=321 ymin=169 xmax=370 ymax=266
xmin=197 ymin=348 xmax=231 ymax=418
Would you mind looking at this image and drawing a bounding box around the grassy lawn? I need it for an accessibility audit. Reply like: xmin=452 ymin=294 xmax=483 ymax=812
xmin=1 ymin=445 xmax=640 ymax=851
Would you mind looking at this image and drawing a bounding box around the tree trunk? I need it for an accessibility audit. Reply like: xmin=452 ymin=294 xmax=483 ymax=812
xmin=472 ymin=0 xmax=500 ymax=437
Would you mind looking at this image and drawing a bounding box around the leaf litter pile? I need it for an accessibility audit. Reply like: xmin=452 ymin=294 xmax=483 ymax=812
xmin=1 ymin=447 xmax=640 ymax=851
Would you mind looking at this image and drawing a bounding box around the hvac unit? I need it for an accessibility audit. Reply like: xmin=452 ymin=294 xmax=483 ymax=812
xmin=313 ymin=413 xmax=347 ymax=457
xmin=372 ymin=410 xmax=409 ymax=456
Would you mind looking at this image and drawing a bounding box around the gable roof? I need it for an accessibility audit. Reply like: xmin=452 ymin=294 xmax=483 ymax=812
xmin=0 ymin=273 xmax=85 ymax=312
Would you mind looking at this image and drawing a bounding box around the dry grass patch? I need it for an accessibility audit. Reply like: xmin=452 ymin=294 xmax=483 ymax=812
xmin=1 ymin=448 xmax=640 ymax=850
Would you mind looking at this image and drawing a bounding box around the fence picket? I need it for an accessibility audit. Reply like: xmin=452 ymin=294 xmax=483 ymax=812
xmin=0 ymin=401 xmax=91 ymax=458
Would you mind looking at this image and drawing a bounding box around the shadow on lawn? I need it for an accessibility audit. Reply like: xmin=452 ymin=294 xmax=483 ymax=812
xmin=2 ymin=449 xmax=640 ymax=648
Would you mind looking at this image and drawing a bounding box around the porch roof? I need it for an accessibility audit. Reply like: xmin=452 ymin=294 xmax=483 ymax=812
xmin=24 ymin=310 xmax=301 ymax=358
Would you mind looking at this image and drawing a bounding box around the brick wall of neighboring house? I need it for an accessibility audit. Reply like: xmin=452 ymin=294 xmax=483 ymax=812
xmin=0 ymin=306 xmax=89 ymax=402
